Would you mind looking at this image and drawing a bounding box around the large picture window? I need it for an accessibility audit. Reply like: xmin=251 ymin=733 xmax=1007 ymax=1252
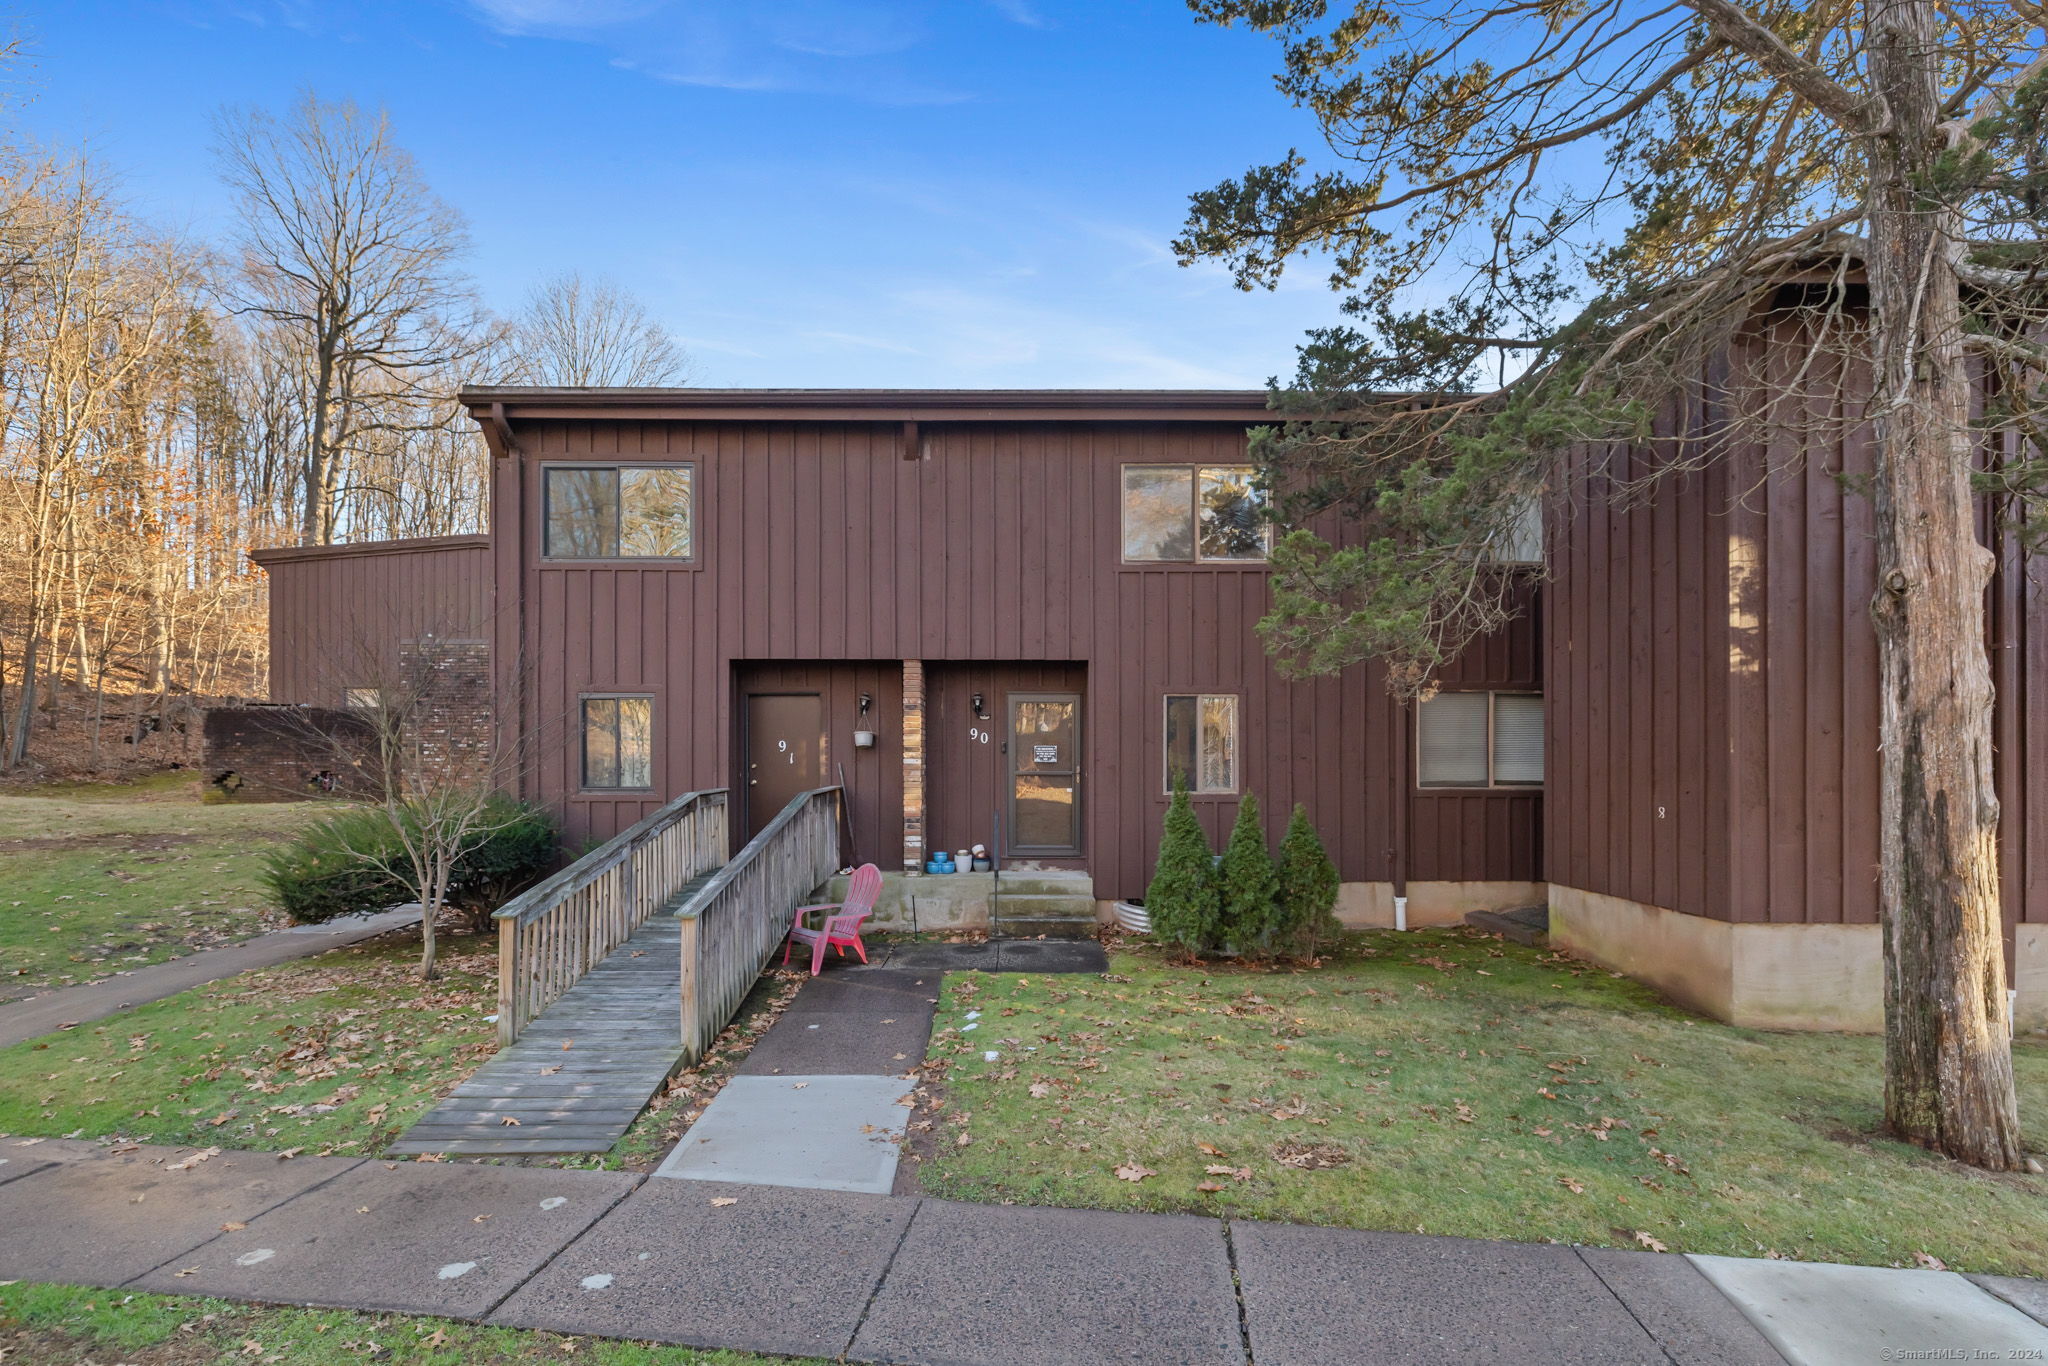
xmin=581 ymin=695 xmax=654 ymax=790
xmin=1122 ymin=465 xmax=1268 ymax=563
xmin=1417 ymin=691 xmax=1543 ymax=788
xmin=545 ymin=465 xmax=695 ymax=559
xmin=1164 ymin=693 xmax=1239 ymax=793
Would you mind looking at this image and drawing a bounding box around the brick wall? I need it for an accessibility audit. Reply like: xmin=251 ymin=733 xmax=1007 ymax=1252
xmin=902 ymin=659 xmax=925 ymax=870
xmin=201 ymin=706 xmax=382 ymax=802
xmin=399 ymin=638 xmax=492 ymax=776
xmin=204 ymin=638 xmax=493 ymax=803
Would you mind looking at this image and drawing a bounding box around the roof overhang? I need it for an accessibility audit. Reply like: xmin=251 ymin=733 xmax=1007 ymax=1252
xmin=456 ymin=387 xmax=1281 ymax=428
xmin=249 ymin=534 xmax=491 ymax=569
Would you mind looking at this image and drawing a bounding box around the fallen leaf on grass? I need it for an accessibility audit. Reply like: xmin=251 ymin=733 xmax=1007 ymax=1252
xmin=1914 ymin=1252 xmax=1948 ymax=1271
xmin=1271 ymin=1141 xmax=1351 ymax=1170
xmin=1027 ymin=1082 xmax=1053 ymax=1099
xmin=710 ymin=1197 xmax=738 ymax=1207
xmin=1558 ymin=1177 xmax=1586 ymax=1195
xmin=426 ymin=1329 xmax=449 ymax=1347
xmin=956 ymin=1132 xmax=973 ymax=1148
xmin=1196 ymin=1181 xmax=1225 ymax=1193
xmin=1197 ymin=1142 xmax=1228 ymax=1157
xmin=1634 ymin=1231 xmax=1668 ymax=1252
xmin=1114 ymin=1164 xmax=1156 ymax=1182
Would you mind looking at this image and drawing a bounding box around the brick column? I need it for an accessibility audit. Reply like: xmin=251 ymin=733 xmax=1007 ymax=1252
xmin=902 ymin=659 xmax=925 ymax=872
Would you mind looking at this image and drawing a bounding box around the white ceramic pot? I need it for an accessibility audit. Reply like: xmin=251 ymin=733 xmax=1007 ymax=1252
xmin=1113 ymin=900 xmax=1151 ymax=934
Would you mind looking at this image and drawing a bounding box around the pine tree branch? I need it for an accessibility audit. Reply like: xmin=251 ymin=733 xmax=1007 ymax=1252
xmin=1681 ymin=0 xmax=1876 ymax=130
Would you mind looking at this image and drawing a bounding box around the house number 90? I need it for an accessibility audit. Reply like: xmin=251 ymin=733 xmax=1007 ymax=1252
xmin=968 ymin=728 xmax=991 ymax=744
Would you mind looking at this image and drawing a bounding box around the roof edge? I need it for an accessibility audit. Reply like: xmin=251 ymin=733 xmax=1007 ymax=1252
xmin=250 ymin=533 xmax=491 ymax=567
xmin=456 ymin=386 xmax=1281 ymax=423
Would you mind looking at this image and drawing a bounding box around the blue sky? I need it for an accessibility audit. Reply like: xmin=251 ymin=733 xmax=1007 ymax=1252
xmin=10 ymin=0 xmax=1347 ymax=388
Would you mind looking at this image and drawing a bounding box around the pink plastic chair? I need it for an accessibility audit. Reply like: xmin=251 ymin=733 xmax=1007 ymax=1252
xmin=785 ymin=863 xmax=883 ymax=976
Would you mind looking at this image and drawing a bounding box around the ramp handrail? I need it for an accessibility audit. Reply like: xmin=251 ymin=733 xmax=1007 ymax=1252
xmin=494 ymin=788 xmax=728 ymax=1045
xmin=674 ymin=786 xmax=843 ymax=1061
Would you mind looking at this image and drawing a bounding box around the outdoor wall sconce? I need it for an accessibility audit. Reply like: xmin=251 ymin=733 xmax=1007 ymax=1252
xmin=971 ymin=692 xmax=988 ymax=720
xmin=854 ymin=691 xmax=877 ymax=747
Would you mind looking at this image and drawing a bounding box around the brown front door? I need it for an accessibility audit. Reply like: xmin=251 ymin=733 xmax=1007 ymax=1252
xmin=745 ymin=693 xmax=825 ymax=837
xmin=1008 ymin=693 xmax=1082 ymax=856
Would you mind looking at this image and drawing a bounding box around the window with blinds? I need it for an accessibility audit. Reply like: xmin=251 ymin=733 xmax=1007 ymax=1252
xmin=1417 ymin=691 xmax=1544 ymax=787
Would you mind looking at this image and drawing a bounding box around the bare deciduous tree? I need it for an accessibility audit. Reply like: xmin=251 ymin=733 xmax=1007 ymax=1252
xmin=214 ymin=92 xmax=494 ymax=546
xmin=501 ymin=271 xmax=695 ymax=387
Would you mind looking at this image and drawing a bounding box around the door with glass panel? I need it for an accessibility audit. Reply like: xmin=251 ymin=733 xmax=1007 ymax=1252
xmin=1008 ymin=694 xmax=1082 ymax=856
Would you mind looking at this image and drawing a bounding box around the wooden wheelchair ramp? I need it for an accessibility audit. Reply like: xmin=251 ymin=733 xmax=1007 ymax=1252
xmin=387 ymin=787 xmax=843 ymax=1158
xmin=387 ymin=872 xmax=714 ymax=1156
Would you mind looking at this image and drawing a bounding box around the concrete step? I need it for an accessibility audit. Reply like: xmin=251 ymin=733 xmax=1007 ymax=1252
xmin=993 ymin=916 xmax=1101 ymax=939
xmin=988 ymin=894 xmax=1096 ymax=918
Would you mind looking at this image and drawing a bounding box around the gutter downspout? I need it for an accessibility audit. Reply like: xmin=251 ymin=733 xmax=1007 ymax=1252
xmin=1394 ymin=697 xmax=1412 ymax=931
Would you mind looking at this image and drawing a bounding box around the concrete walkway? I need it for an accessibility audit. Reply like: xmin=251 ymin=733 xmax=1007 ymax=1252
xmin=0 ymin=906 xmax=422 ymax=1049
xmin=652 ymin=940 xmax=1105 ymax=1195
xmin=4 ymin=1135 xmax=2046 ymax=1364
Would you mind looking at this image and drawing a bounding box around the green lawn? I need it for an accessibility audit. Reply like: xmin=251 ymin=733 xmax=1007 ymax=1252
xmin=0 ymin=933 xmax=498 ymax=1158
xmin=916 ymin=929 xmax=2048 ymax=1276
xmin=0 ymin=1281 xmax=816 ymax=1365
xmin=0 ymin=775 xmax=323 ymax=1000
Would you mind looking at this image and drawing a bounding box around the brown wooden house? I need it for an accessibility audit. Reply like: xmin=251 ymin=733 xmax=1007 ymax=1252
xmin=253 ymin=382 xmax=2048 ymax=1034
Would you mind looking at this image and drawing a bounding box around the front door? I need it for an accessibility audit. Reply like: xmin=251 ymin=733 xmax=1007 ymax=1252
xmin=745 ymin=693 xmax=824 ymax=837
xmin=1008 ymin=693 xmax=1082 ymax=856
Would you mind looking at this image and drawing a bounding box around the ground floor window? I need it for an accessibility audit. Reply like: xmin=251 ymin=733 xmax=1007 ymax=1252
xmin=1164 ymin=693 xmax=1239 ymax=793
xmin=1417 ymin=691 xmax=1543 ymax=787
xmin=343 ymin=686 xmax=382 ymax=712
xmin=581 ymin=695 xmax=654 ymax=790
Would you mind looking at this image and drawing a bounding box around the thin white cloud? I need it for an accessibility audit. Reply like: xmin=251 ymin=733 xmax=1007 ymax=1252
xmin=985 ymin=0 xmax=1050 ymax=28
xmin=461 ymin=0 xmax=973 ymax=104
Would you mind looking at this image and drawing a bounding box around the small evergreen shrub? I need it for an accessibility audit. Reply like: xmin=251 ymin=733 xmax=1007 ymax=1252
xmin=263 ymin=795 xmax=558 ymax=930
xmin=1216 ymin=791 xmax=1279 ymax=954
xmin=1275 ymin=803 xmax=1342 ymax=959
xmin=1145 ymin=779 xmax=1219 ymax=955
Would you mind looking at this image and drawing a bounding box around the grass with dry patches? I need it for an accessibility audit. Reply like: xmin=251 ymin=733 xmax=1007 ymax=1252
xmin=916 ymin=929 xmax=2048 ymax=1276
xmin=0 ymin=933 xmax=497 ymax=1158
xmin=0 ymin=1280 xmax=817 ymax=1364
xmin=0 ymin=776 xmax=324 ymax=999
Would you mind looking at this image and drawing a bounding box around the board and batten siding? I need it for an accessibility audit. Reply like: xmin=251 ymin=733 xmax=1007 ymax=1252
xmin=1547 ymin=320 xmax=2046 ymax=945
xmin=254 ymin=535 xmax=493 ymax=708
xmin=487 ymin=414 xmax=1543 ymax=902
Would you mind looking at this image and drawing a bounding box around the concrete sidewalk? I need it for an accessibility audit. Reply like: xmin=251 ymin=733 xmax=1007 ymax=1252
xmin=4 ymin=1136 xmax=2047 ymax=1364
xmin=0 ymin=906 xmax=421 ymax=1049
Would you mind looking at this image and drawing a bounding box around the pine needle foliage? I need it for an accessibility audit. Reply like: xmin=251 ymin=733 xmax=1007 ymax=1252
xmin=1217 ymin=791 xmax=1280 ymax=954
xmin=1274 ymin=804 xmax=1342 ymax=960
xmin=1145 ymin=778 xmax=1219 ymax=956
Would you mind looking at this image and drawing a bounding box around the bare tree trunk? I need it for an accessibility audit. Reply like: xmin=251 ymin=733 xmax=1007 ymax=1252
xmin=1865 ymin=0 xmax=2024 ymax=1170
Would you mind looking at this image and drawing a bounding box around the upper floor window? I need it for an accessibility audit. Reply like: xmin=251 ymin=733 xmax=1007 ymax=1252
xmin=1122 ymin=465 xmax=1269 ymax=563
xmin=1485 ymin=492 xmax=1544 ymax=565
xmin=1417 ymin=691 xmax=1543 ymax=788
xmin=1164 ymin=693 xmax=1239 ymax=793
xmin=545 ymin=464 xmax=694 ymax=559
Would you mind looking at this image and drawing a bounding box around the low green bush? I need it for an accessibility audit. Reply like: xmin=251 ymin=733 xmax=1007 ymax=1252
xmin=262 ymin=795 xmax=558 ymax=929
